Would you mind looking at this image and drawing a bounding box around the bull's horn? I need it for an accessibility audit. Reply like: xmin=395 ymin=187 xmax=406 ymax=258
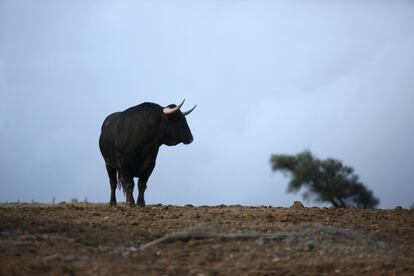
xmin=183 ymin=105 xmax=197 ymax=116
xmin=163 ymin=99 xmax=186 ymax=115
xmin=177 ymin=99 xmax=185 ymax=109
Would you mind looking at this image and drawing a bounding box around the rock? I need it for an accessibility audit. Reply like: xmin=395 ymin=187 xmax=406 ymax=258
xmin=211 ymin=244 xmax=222 ymax=249
xmin=394 ymin=206 xmax=403 ymax=210
xmin=62 ymin=255 xmax=75 ymax=261
xmin=18 ymin=234 xmax=34 ymax=241
xmin=272 ymin=257 xmax=280 ymax=262
xmin=42 ymin=254 xmax=63 ymax=262
xmin=255 ymin=238 xmax=264 ymax=246
xmin=290 ymin=201 xmax=305 ymax=209
xmin=42 ymin=254 xmax=88 ymax=262
xmin=0 ymin=231 xmax=10 ymax=236
xmin=305 ymin=240 xmax=315 ymax=251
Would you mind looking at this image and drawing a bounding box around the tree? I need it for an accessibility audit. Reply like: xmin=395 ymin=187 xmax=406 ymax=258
xmin=270 ymin=150 xmax=379 ymax=208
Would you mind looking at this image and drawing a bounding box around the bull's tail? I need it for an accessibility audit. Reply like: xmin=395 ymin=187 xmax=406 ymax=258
xmin=117 ymin=174 xmax=127 ymax=195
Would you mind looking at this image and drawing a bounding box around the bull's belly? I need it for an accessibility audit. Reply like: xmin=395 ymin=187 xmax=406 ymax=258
xmin=104 ymin=153 xmax=156 ymax=178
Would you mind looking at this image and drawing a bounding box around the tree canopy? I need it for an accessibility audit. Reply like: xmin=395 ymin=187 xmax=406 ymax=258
xmin=270 ymin=150 xmax=379 ymax=208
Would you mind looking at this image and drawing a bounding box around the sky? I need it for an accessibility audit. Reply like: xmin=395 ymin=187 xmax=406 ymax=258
xmin=1 ymin=1 xmax=413 ymax=208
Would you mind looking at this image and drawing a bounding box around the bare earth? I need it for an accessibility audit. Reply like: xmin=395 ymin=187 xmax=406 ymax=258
xmin=0 ymin=203 xmax=413 ymax=275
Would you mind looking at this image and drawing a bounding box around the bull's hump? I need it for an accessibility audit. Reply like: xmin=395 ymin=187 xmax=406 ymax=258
xmin=123 ymin=102 xmax=162 ymax=113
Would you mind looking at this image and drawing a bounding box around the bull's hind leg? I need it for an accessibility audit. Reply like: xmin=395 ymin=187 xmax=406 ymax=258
xmin=137 ymin=177 xmax=148 ymax=207
xmin=120 ymin=173 xmax=135 ymax=206
xmin=106 ymin=164 xmax=117 ymax=206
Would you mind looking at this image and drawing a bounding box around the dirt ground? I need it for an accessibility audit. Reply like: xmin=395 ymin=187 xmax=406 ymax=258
xmin=0 ymin=202 xmax=413 ymax=276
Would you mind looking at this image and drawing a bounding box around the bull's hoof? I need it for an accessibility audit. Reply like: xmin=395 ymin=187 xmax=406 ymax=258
xmin=127 ymin=201 xmax=136 ymax=207
xmin=137 ymin=201 xmax=146 ymax=207
xmin=109 ymin=201 xmax=117 ymax=207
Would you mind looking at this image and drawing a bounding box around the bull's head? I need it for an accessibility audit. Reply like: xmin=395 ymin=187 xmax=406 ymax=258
xmin=162 ymin=99 xmax=196 ymax=146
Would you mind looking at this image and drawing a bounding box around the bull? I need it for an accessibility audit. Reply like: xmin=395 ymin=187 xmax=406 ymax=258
xmin=99 ymin=99 xmax=196 ymax=206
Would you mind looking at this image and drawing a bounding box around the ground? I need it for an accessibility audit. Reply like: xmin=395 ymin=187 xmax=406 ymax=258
xmin=0 ymin=202 xmax=413 ymax=276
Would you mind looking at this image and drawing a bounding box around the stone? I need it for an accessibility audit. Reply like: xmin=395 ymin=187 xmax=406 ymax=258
xmin=290 ymin=201 xmax=305 ymax=209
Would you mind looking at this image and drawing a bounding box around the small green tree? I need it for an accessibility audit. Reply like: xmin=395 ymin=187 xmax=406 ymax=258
xmin=270 ymin=150 xmax=379 ymax=208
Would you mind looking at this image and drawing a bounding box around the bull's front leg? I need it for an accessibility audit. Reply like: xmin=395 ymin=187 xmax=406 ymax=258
xmin=137 ymin=177 xmax=148 ymax=207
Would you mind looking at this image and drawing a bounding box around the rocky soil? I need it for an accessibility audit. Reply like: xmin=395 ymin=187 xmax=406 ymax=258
xmin=0 ymin=202 xmax=413 ymax=275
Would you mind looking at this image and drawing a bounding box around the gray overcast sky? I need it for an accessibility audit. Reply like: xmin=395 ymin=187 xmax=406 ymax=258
xmin=1 ymin=1 xmax=413 ymax=208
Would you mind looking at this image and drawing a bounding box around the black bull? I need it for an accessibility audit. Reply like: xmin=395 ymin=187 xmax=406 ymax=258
xmin=99 ymin=100 xmax=196 ymax=206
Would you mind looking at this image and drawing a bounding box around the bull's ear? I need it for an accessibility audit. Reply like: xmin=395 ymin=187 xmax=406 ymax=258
xmin=182 ymin=105 xmax=197 ymax=116
xmin=163 ymin=99 xmax=185 ymax=115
